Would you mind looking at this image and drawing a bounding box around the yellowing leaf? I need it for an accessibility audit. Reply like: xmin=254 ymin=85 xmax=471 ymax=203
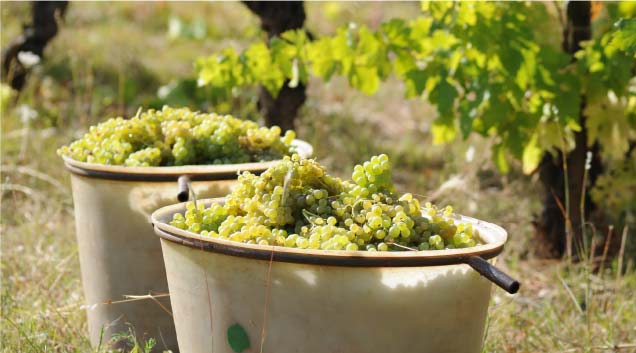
xmin=431 ymin=118 xmax=457 ymax=144
xmin=349 ymin=67 xmax=380 ymax=95
xmin=457 ymin=5 xmax=477 ymax=26
xmin=522 ymin=134 xmax=543 ymax=174
xmin=493 ymin=144 xmax=510 ymax=174
xmin=420 ymin=1 xmax=429 ymax=13
xmin=585 ymin=99 xmax=634 ymax=160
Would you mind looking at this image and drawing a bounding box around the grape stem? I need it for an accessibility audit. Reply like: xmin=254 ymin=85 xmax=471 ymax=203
xmin=281 ymin=165 xmax=294 ymax=207
xmin=301 ymin=209 xmax=320 ymax=225
xmin=385 ymin=241 xmax=417 ymax=251
xmin=351 ymin=198 xmax=378 ymax=218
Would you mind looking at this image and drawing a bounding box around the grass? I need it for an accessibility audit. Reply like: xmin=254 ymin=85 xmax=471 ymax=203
xmin=1 ymin=2 xmax=635 ymax=353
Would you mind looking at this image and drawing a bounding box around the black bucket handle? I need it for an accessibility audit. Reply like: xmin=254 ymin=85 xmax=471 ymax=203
xmin=463 ymin=255 xmax=520 ymax=294
xmin=177 ymin=175 xmax=191 ymax=202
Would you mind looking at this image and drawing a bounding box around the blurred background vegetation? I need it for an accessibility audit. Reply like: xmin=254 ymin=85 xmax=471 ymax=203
xmin=1 ymin=2 xmax=634 ymax=352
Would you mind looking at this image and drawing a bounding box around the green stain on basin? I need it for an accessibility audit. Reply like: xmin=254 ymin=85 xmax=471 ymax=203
xmin=227 ymin=323 xmax=250 ymax=352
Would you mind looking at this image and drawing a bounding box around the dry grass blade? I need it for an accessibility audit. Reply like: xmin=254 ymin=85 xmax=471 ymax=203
xmin=4 ymin=317 xmax=45 ymax=353
xmin=3 ymin=127 xmax=57 ymax=139
xmin=599 ymin=225 xmax=614 ymax=278
xmin=260 ymin=248 xmax=275 ymax=353
xmin=557 ymin=272 xmax=584 ymax=316
xmin=1 ymin=165 xmax=69 ymax=192
xmin=199 ymin=243 xmax=215 ymax=340
xmin=616 ymin=226 xmax=629 ymax=284
xmin=123 ymin=293 xmax=173 ymax=317
xmin=1 ymin=183 xmax=47 ymax=202
xmin=562 ymin=343 xmax=636 ymax=352
xmin=56 ymin=294 xmax=172 ymax=314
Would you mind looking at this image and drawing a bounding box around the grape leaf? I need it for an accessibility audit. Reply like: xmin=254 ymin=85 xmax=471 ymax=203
xmin=500 ymin=45 xmax=523 ymax=79
xmin=431 ymin=78 xmax=457 ymax=117
xmin=194 ymin=2 xmax=636 ymax=174
xmin=522 ymin=134 xmax=542 ymax=174
xmin=431 ymin=116 xmax=457 ymax=144
xmin=493 ymin=143 xmax=510 ymax=174
xmin=349 ymin=66 xmax=380 ymax=95
xmin=404 ymin=69 xmax=426 ymax=98
xmin=610 ymin=19 xmax=636 ymax=55
xmin=381 ymin=18 xmax=411 ymax=48
xmin=393 ymin=50 xmax=416 ymax=77
xmin=458 ymin=99 xmax=477 ymax=138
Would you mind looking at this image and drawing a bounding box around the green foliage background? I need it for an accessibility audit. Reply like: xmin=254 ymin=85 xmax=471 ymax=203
xmin=197 ymin=2 xmax=636 ymax=175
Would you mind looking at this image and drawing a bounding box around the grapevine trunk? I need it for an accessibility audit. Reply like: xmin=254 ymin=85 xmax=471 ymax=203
xmin=535 ymin=1 xmax=604 ymax=259
xmin=243 ymin=1 xmax=308 ymax=131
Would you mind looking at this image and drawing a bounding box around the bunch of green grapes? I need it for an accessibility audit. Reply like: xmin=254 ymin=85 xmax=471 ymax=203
xmin=170 ymin=154 xmax=482 ymax=251
xmin=57 ymin=106 xmax=297 ymax=166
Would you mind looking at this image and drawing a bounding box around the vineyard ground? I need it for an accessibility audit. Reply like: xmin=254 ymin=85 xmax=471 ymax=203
xmin=1 ymin=3 xmax=634 ymax=352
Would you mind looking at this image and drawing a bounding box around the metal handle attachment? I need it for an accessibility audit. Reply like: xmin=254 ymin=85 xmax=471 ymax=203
xmin=463 ymin=255 xmax=520 ymax=294
xmin=177 ymin=175 xmax=191 ymax=202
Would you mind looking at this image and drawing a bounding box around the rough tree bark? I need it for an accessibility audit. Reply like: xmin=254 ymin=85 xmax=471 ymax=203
xmin=535 ymin=1 xmax=603 ymax=258
xmin=242 ymin=1 xmax=307 ymax=132
xmin=2 ymin=1 xmax=68 ymax=91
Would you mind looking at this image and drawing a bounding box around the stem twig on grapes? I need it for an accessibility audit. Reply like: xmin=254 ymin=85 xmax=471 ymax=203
xmin=187 ymin=178 xmax=199 ymax=216
xmin=301 ymin=209 xmax=320 ymax=228
xmin=351 ymin=199 xmax=365 ymax=218
xmin=281 ymin=167 xmax=293 ymax=207
xmin=386 ymin=241 xmax=417 ymax=251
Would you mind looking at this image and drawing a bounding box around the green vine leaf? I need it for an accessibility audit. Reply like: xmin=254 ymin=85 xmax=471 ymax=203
xmin=431 ymin=78 xmax=457 ymax=117
xmin=493 ymin=143 xmax=510 ymax=174
xmin=522 ymin=134 xmax=542 ymax=175
xmin=431 ymin=117 xmax=457 ymax=145
xmin=195 ymin=3 xmax=636 ymax=170
xmin=610 ymin=18 xmax=636 ymax=55
xmin=403 ymin=69 xmax=427 ymax=98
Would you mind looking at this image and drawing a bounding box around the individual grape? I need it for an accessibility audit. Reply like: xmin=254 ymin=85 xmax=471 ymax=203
xmin=169 ymin=154 xmax=483 ymax=252
xmin=428 ymin=235 xmax=444 ymax=250
xmin=58 ymin=106 xmax=298 ymax=166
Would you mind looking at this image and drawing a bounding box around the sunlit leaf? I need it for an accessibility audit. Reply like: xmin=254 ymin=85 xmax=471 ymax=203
xmin=493 ymin=143 xmax=510 ymax=174
xmin=610 ymin=19 xmax=636 ymax=55
xmin=522 ymin=134 xmax=543 ymax=174
xmin=431 ymin=117 xmax=457 ymax=144
xmin=349 ymin=66 xmax=380 ymax=95
xmin=404 ymin=69 xmax=426 ymax=98
xmin=381 ymin=19 xmax=411 ymax=48
xmin=194 ymin=2 xmax=636 ymax=174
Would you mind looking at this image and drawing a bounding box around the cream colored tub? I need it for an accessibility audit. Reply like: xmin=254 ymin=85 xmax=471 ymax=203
xmin=63 ymin=140 xmax=312 ymax=351
xmin=152 ymin=198 xmax=518 ymax=353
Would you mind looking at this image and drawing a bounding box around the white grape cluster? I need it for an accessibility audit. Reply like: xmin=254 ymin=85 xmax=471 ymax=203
xmin=170 ymin=154 xmax=482 ymax=251
xmin=57 ymin=106 xmax=296 ymax=166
